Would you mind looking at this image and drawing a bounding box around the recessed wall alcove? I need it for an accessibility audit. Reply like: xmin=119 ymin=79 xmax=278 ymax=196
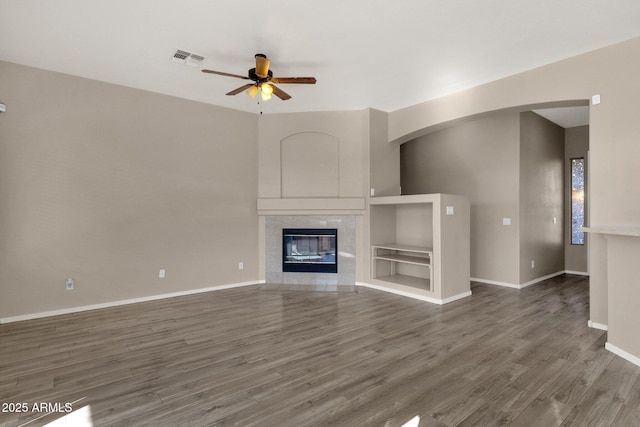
xmin=281 ymin=132 xmax=340 ymax=198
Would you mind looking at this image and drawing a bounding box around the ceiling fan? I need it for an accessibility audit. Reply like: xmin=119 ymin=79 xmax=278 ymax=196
xmin=201 ymin=54 xmax=316 ymax=101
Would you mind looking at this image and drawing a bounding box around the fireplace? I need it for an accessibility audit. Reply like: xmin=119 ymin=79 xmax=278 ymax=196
xmin=263 ymin=216 xmax=354 ymax=288
xmin=283 ymin=228 xmax=338 ymax=273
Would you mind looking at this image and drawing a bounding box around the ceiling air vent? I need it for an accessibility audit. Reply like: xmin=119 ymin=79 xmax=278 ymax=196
xmin=186 ymin=53 xmax=205 ymax=67
xmin=171 ymin=49 xmax=206 ymax=67
xmin=172 ymin=49 xmax=190 ymax=63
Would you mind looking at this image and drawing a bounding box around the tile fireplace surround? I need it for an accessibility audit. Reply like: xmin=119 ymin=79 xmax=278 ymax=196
xmin=264 ymin=215 xmax=356 ymax=289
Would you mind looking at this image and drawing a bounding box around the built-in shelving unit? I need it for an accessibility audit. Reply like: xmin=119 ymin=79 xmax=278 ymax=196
xmin=366 ymin=194 xmax=471 ymax=304
xmin=371 ymin=243 xmax=433 ymax=290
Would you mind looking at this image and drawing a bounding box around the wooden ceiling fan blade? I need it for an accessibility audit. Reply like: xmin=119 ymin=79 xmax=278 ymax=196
xmin=271 ymin=85 xmax=292 ymax=101
xmin=271 ymin=77 xmax=317 ymax=84
xmin=226 ymin=83 xmax=256 ymax=96
xmin=202 ymin=69 xmax=250 ymax=80
xmin=255 ymin=54 xmax=270 ymax=78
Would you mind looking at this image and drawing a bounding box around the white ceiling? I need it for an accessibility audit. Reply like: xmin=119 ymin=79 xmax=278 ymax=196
xmin=2 ymin=1 xmax=640 ymax=115
xmin=533 ymin=106 xmax=590 ymax=128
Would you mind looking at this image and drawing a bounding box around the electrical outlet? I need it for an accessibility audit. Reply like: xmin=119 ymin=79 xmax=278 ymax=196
xmin=238 ymin=262 xmax=244 ymax=270
xmin=66 ymin=278 xmax=74 ymax=291
xmin=531 ymin=260 xmax=535 ymax=269
xmin=159 ymin=269 xmax=166 ymax=278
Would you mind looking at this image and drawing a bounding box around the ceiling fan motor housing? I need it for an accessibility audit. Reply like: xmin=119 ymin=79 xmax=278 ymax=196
xmin=248 ymin=68 xmax=273 ymax=82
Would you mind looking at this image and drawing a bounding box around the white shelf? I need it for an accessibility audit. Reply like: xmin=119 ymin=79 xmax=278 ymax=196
xmin=374 ymin=253 xmax=430 ymax=266
xmin=375 ymin=274 xmax=431 ymax=290
xmin=372 ymin=244 xmax=433 ymax=291
xmin=371 ymin=243 xmax=433 ymax=254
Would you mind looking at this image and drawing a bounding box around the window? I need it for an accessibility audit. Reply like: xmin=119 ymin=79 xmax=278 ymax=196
xmin=571 ymin=157 xmax=585 ymax=245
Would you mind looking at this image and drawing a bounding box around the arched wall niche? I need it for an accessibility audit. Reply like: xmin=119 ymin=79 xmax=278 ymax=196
xmin=280 ymin=131 xmax=340 ymax=198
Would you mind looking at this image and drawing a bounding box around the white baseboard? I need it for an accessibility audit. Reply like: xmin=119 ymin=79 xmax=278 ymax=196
xmin=356 ymin=282 xmax=472 ymax=305
xmin=473 ymin=270 xmax=582 ymax=290
xmin=471 ymin=278 xmax=520 ymax=289
xmin=520 ymin=271 xmax=566 ymax=289
xmin=606 ymin=342 xmax=640 ymax=368
xmin=588 ymin=320 xmax=608 ymax=331
xmin=565 ymin=270 xmax=589 ymax=276
xmin=441 ymin=291 xmax=473 ymax=304
xmin=0 ymin=280 xmax=265 ymax=324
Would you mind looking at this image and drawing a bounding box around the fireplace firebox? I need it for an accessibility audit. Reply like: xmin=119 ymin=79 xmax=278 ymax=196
xmin=282 ymin=228 xmax=338 ymax=273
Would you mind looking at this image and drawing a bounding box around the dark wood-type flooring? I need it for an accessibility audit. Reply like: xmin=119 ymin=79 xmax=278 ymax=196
xmin=2 ymin=275 xmax=640 ymax=426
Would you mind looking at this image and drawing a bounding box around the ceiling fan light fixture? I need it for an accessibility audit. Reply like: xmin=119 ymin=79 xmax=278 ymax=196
xmin=246 ymin=85 xmax=259 ymax=98
xmin=261 ymin=83 xmax=274 ymax=96
xmin=260 ymin=83 xmax=273 ymax=101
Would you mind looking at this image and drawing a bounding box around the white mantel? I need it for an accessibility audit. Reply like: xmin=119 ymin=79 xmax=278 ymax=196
xmin=257 ymin=198 xmax=366 ymax=216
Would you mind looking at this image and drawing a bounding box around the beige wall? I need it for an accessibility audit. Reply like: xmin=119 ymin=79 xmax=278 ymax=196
xmin=400 ymin=111 xmax=521 ymax=284
xmin=280 ymin=132 xmax=340 ymax=197
xmin=400 ymin=111 xmax=565 ymax=285
xmin=390 ymin=36 xmax=640 ymax=360
xmin=364 ymin=108 xmax=395 ymax=281
xmin=440 ymin=194 xmax=471 ymax=299
xmin=258 ymin=110 xmax=368 ymax=199
xmin=0 ymin=61 xmax=259 ymax=319
xmin=519 ymin=112 xmax=564 ymax=283
xmin=606 ymin=236 xmax=640 ymax=357
xmin=369 ymin=109 xmax=399 ymax=197
xmin=565 ymin=125 xmax=589 ymax=273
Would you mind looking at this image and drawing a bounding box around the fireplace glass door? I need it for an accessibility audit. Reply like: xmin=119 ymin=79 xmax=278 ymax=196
xmin=282 ymin=228 xmax=337 ymax=273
